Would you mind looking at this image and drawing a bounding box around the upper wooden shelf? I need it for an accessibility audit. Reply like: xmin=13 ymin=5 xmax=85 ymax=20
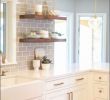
xmin=19 ymin=14 xmax=67 ymax=20
xmin=19 ymin=38 xmax=66 ymax=43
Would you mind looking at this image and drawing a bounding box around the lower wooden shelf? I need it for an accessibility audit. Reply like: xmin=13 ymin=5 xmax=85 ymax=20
xmin=19 ymin=14 xmax=67 ymax=20
xmin=19 ymin=38 xmax=66 ymax=43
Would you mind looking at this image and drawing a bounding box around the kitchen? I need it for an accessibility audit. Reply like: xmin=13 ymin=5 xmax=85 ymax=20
xmin=0 ymin=0 xmax=109 ymax=100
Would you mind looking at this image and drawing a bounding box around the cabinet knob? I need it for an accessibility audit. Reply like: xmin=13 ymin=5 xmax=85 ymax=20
xmin=99 ymin=90 xmax=102 ymax=93
xmin=99 ymin=77 xmax=102 ymax=79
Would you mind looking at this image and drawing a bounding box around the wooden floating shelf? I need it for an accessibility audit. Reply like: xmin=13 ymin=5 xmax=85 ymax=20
xmin=19 ymin=14 xmax=67 ymax=20
xmin=19 ymin=38 xmax=66 ymax=43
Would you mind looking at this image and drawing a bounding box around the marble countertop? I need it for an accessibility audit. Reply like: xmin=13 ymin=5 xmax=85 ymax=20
xmin=6 ymin=63 xmax=109 ymax=81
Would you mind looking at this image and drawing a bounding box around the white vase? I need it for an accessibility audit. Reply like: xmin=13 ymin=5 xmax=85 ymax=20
xmin=33 ymin=60 xmax=40 ymax=70
xmin=42 ymin=64 xmax=50 ymax=70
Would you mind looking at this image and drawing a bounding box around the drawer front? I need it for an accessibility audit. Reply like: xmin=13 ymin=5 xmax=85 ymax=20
xmin=74 ymin=74 xmax=88 ymax=85
xmin=94 ymin=98 xmax=106 ymax=100
xmin=93 ymin=72 xmax=109 ymax=82
xmin=46 ymin=74 xmax=89 ymax=91
xmin=94 ymin=84 xmax=108 ymax=99
xmin=46 ymin=77 xmax=73 ymax=91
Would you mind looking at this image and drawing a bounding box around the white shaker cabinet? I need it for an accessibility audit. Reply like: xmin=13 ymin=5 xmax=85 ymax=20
xmin=92 ymin=72 xmax=109 ymax=100
xmin=2 ymin=70 xmax=108 ymax=100
xmin=45 ymin=73 xmax=89 ymax=100
xmin=72 ymin=73 xmax=89 ymax=100
xmin=73 ymin=84 xmax=88 ymax=100
xmin=45 ymin=76 xmax=74 ymax=100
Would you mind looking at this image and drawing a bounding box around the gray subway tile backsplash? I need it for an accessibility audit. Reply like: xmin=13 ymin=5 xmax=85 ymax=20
xmin=2 ymin=0 xmax=54 ymax=72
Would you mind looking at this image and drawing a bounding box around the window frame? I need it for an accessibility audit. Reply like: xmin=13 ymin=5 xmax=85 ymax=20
xmin=76 ymin=13 xmax=107 ymax=64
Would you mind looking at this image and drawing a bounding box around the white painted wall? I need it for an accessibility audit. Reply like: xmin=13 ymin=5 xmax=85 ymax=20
xmin=55 ymin=0 xmax=75 ymax=12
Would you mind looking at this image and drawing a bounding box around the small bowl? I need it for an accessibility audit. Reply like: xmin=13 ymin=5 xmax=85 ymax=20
xmin=50 ymin=34 xmax=59 ymax=38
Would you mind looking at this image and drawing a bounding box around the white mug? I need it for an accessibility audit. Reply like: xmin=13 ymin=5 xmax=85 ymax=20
xmin=33 ymin=60 xmax=40 ymax=70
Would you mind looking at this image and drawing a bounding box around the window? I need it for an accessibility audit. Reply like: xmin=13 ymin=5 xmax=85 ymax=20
xmin=0 ymin=3 xmax=6 ymax=53
xmin=54 ymin=20 xmax=67 ymax=66
xmin=76 ymin=13 xmax=106 ymax=68
xmin=54 ymin=12 xmax=74 ymax=71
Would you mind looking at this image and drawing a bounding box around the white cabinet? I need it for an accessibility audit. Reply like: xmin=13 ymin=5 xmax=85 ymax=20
xmin=72 ymin=73 xmax=89 ymax=100
xmin=46 ymin=88 xmax=73 ymax=100
xmin=45 ymin=71 xmax=109 ymax=100
xmin=46 ymin=73 xmax=89 ymax=100
xmin=94 ymin=84 xmax=108 ymax=99
xmin=93 ymin=72 xmax=109 ymax=82
xmin=45 ymin=76 xmax=73 ymax=100
xmin=35 ymin=71 xmax=109 ymax=100
xmin=92 ymin=72 xmax=109 ymax=100
xmin=46 ymin=77 xmax=73 ymax=91
xmin=73 ymin=84 xmax=88 ymax=100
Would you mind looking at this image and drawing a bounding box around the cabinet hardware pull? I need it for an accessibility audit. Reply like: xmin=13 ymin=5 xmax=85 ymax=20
xmin=54 ymin=82 xmax=64 ymax=86
xmin=76 ymin=78 xmax=84 ymax=81
xmin=70 ymin=92 xmax=73 ymax=100
xmin=67 ymin=93 xmax=70 ymax=100
xmin=99 ymin=77 xmax=102 ymax=79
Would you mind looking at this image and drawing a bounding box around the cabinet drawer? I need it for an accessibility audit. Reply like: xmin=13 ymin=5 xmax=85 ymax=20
xmin=74 ymin=74 xmax=88 ymax=85
xmin=94 ymin=98 xmax=106 ymax=100
xmin=28 ymin=97 xmax=42 ymax=100
xmin=93 ymin=72 xmax=109 ymax=82
xmin=46 ymin=77 xmax=73 ymax=91
xmin=94 ymin=84 xmax=108 ymax=99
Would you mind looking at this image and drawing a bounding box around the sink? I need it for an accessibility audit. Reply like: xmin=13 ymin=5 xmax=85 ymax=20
xmin=1 ymin=75 xmax=44 ymax=100
xmin=1 ymin=75 xmax=37 ymax=87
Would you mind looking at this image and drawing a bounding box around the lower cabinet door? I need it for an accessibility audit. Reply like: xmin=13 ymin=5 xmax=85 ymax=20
xmin=94 ymin=84 xmax=108 ymax=99
xmin=73 ymin=84 xmax=88 ymax=100
xmin=46 ymin=88 xmax=72 ymax=100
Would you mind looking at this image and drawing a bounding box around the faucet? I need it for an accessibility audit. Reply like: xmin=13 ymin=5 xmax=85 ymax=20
xmin=0 ymin=70 xmax=8 ymax=76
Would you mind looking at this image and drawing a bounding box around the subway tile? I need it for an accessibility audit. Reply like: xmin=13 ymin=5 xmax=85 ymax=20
xmin=26 ymin=56 xmax=34 ymax=61
xmin=17 ymin=56 xmax=27 ymax=61
xmin=19 ymin=47 xmax=27 ymax=51
xmin=23 ymin=43 xmax=31 ymax=46
xmin=22 ymin=52 xmax=30 ymax=56
xmin=17 ymin=52 xmax=23 ymax=57
xmin=26 ymin=46 xmax=34 ymax=51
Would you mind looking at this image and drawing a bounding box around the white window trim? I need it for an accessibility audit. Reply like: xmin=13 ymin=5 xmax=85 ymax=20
xmin=76 ymin=13 xmax=107 ymax=63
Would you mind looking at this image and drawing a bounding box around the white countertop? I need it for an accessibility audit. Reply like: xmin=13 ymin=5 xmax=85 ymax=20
xmin=6 ymin=63 xmax=109 ymax=81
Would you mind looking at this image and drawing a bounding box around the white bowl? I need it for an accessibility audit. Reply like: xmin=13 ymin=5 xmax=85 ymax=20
xmin=33 ymin=60 xmax=40 ymax=70
xmin=50 ymin=34 xmax=59 ymax=39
